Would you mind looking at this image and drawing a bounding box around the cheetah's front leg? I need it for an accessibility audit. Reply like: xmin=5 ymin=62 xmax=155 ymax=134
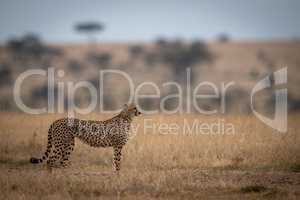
xmin=113 ymin=146 xmax=123 ymax=171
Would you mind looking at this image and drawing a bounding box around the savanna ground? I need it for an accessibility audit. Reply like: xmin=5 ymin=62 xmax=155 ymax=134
xmin=0 ymin=113 xmax=300 ymax=199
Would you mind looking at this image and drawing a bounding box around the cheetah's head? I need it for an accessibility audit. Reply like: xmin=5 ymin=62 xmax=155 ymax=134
xmin=121 ymin=104 xmax=142 ymax=119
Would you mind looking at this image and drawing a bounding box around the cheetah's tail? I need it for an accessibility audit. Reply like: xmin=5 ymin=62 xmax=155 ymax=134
xmin=30 ymin=125 xmax=53 ymax=164
xmin=30 ymin=157 xmax=42 ymax=164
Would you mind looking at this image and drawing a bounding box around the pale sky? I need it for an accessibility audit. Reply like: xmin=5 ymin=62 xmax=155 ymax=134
xmin=0 ymin=0 xmax=300 ymax=43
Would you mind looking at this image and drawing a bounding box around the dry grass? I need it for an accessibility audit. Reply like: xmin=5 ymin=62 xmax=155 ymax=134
xmin=0 ymin=113 xmax=300 ymax=199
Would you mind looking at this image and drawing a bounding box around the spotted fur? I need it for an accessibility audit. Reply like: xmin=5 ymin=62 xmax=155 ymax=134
xmin=30 ymin=104 xmax=141 ymax=171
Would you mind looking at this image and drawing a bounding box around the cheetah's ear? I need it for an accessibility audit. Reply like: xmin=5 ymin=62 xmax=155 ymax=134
xmin=120 ymin=104 xmax=129 ymax=116
xmin=123 ymin=104 xmax=129 ymax=110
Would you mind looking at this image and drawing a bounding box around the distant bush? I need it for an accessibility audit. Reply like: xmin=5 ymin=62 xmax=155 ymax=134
xmin=129 ymin=45 xmax=144 ymax=58
xmin=153 ymin=39 xmax=213 ymax=69
xmin=6 ymin=33 xmax=63 ymax=60
xmin=144 ymin=52 xmax=159 ymax=66
xmin=7 ymin=34 xmax=43 ymax=58
xmin=0 ymin=98 xmax=14 ymax=110
xmin=32 ymin=84 xmax=49 ymax=100
xmin=288 ymin=94 xmax=300 ymax=112
xmin=0 ymin=63 xmax=12 ymax=86
xmin=86 ymin=52 xmax=112 ymax=67
xmin=155 ymin=37 xmax=168 ymax=47
xmin=67 ymin=59 xmax=83 ymax=73
xmin=32 ymin=84 xmax=58 ymax=101
xmin=217 ymin=33 xmax=231 ymax=43
xmin=142 ymin=39 xmax=214 ymax=82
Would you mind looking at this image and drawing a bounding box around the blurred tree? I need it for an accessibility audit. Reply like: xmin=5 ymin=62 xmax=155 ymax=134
xmin=217 ymin=33 xmax=231 ymax=43
xmin=74 ymin=21 xmax=104 ymax=44
xmin=87 ymin=52 xmax=112 ymax=68
xmin=157 ymin=39 xmax=213 ymax=68
xmin=155 ymin=37 xmax=168 ymax=47
xmin=129 ymin=45 xmax=144 ymax=58
xmin=288 ymin=94 xmax=300 ymax=112
xmin=145 ymin=52 xmax=159 ymax=66
xmin=67 ymin=59 xmax=83 ymax=74
xmin=0 ymin=63 xmax=12 ymax=86
xmin=7 ymin=33 xmax=43 ymax=58
xmin=144 ymin=39 xmax=214 ymax=83
xmin=6 ymin=33 xmax=63 ymax=68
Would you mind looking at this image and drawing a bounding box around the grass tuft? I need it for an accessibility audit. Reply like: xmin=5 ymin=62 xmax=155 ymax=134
xmin=289 ymin=163 xmax=300 ymax=173
xmin=240 ymin=185 xmax=267 ymax=193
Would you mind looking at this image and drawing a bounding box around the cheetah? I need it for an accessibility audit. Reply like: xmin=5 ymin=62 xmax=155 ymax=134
xmin=30 ymin=104 xmax=142 ymax=171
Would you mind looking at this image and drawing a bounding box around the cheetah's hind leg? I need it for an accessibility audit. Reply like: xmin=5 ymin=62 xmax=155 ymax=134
xmin=60 ymin=138 xmax=75 ymax=167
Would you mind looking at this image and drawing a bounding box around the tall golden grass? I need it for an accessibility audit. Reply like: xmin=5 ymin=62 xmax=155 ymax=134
xmin=0 ymin=113 xmax=300 ymax=199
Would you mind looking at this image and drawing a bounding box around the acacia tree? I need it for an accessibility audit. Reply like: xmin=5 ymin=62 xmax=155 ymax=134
xmin=74 ymin=21 xmax=104 ymax=44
